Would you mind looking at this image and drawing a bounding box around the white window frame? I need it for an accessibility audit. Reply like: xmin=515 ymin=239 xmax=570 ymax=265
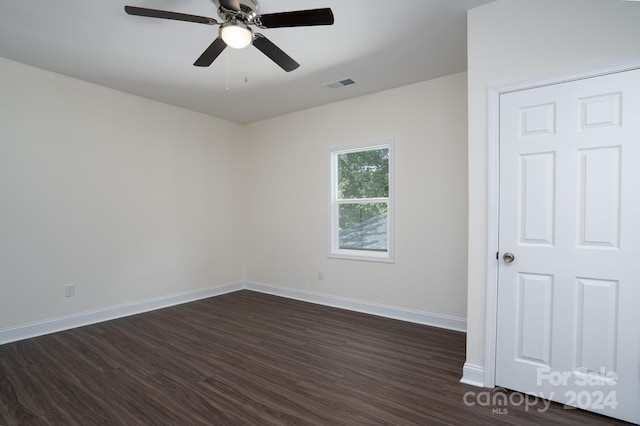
xmin=328 ymin=140 xmax=395 ymax=263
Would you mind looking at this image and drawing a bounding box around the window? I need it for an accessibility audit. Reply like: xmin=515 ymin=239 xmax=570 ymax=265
xmin=328 ymin=141 xmax=394 ymax=262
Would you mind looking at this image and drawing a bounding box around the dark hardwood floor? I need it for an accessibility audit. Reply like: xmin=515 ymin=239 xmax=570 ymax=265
xmin=0 ymin=290 xmax=632 ymax=425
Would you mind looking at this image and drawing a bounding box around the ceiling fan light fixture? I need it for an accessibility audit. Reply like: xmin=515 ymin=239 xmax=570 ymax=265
xmin=220 ymin=22 xmax=253 ymax=49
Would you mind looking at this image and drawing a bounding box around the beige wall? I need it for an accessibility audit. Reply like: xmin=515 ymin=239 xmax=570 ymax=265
xmin=1 ymin=58 xmax=469 ymax=331
xmin=0 ymin=58 xmax=245 ymax=328
xmin=243 ymin=72 xmax=469 ymax=317
xmin=466 ymin=0 xmax=640 ymax=371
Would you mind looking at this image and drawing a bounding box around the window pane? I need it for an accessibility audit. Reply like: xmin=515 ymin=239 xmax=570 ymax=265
xmin=337 ymin=148 xmax=389 ymax=199
xmin=338 ymin=203 xmax=388 ymax=252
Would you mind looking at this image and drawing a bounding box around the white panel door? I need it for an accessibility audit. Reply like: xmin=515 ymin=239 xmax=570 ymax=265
xmin=496 ymin=69 xmax=640 ymax=424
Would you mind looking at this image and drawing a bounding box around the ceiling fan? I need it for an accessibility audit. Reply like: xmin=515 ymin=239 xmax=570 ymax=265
xmin=124 ymin=0 xmax=334 ymax=72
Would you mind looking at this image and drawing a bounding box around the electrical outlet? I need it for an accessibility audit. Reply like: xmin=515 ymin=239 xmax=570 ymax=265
xmin=317 ymin=271 xmax=324 ymax=281
xmin=65 ymin=284 xmax=76 ymax=298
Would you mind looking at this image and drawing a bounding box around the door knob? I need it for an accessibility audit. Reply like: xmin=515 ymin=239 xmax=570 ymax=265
xmin=503 ymin=252 xmax=515 ymax=263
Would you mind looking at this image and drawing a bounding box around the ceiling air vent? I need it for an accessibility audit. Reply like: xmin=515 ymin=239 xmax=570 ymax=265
xmin=325 ymin=78 xmax=356 ymax=89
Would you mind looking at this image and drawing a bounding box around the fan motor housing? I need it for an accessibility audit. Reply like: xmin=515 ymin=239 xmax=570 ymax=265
xmin=214 ymin=0 xmax=259 ymax=16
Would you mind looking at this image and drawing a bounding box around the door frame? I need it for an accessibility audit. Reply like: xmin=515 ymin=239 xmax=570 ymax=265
xmin=483 ymin=55 xmax=640 ymax=388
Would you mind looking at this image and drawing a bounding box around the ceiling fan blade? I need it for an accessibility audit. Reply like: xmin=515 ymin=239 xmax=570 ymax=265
xmin=124 ymin=6 xmax=216 ymax=25
xmin=253 ymin=35 xmax=299 ymax=72
xmin=193 ymin=37 xmax=227 ymax=67
xmin=218 ymin=0 xmax=241 ymax=12
xmin=258 ymin=8 xmax=334 ymax=28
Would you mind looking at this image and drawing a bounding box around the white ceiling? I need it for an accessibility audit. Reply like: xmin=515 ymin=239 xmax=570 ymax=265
xmin=0 ymin=0 xmax=493 ymax=124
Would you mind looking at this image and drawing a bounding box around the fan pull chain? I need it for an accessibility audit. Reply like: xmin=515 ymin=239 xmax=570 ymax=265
xmin=226 ymin=49 xmax=229 ymax=91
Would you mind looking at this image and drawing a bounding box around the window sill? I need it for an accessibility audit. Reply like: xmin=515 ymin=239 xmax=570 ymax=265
xmin=328 ymin=252 xmax=395 ymax=264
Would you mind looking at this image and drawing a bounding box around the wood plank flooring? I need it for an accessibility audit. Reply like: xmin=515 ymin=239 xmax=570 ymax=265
xmin=0 ymin=290 xmax=632 ymax=425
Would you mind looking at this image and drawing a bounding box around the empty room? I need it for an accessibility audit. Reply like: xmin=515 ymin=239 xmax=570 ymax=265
xmin=1 ymin=0 xmax=639 ymax=424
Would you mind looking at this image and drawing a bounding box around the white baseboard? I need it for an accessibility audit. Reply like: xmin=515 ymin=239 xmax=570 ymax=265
xmin=1 ymin=281 xmax=468 ymax=345
xmin=460 ymin=362 xmax=486 ymax=387
xmin=245 ymin=281 xmax=467 ymax=332
xmin=0 ymin=282 xmax=244 ymax=345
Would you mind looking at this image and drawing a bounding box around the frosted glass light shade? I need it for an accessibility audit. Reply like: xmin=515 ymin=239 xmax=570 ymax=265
xmin=221 ymin=23 xmax=252 ymax=49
